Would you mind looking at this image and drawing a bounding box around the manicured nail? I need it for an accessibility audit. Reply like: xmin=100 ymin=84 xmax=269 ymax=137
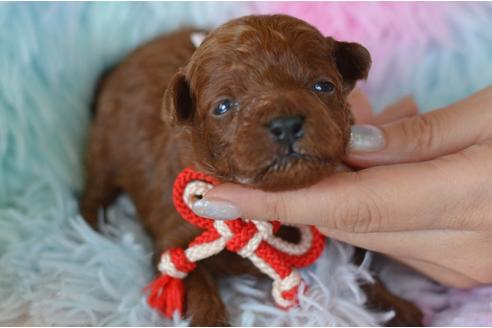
xmin=192 ymin=198 xmax=241 ymax=220
xmin=349 ymin=125 xmax=385 ymax=153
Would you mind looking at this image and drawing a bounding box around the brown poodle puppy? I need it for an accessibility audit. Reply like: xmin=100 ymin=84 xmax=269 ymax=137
xmin=81 ymin=14 xmax=422 ymax=326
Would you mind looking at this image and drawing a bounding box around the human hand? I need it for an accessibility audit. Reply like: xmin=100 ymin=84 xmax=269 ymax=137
xmin=348 ymin=88 xmax=418 ymax=126
xmin=192 ymin=86 xmax=492 ymax=288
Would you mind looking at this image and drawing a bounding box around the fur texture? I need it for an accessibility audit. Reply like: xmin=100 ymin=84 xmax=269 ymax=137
xmin=1 ymin=2 xmax=492 ymax=326
xmin=81 ymin=15 xmax=397 ymax=325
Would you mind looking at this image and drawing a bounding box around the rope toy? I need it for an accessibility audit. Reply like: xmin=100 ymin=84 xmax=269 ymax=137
xmin=145 ymin=167 xmax=326 ymax=318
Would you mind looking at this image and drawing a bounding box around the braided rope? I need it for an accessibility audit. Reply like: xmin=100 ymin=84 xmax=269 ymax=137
xmin=146 ymin=168 xmax=326 ymax=318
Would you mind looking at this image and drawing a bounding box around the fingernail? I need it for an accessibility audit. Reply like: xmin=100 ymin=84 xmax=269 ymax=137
xmin=350 ymin=124 xmax=386 ymax=152
xmin=192 ymin=198 xmax=241 ymax=220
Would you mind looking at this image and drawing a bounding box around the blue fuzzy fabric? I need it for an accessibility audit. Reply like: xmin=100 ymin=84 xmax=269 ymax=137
xmin=0 ymin=3 xmax=254 ymax=325
xmin=2 ymin=2 xmax=492 ymax=326
xmin=397 ymin=4 xmax=492 ymax=112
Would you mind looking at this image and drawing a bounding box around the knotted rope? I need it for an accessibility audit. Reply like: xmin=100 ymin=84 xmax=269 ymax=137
xmin=145 ymin=168 xmax=326 ymax=318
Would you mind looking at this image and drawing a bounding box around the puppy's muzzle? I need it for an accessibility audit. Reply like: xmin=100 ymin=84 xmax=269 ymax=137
xmin=267 ymin=115 xmax=305 ymax=147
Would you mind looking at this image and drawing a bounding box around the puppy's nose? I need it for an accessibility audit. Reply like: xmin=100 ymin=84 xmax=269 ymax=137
xmin=268 ymin=116 xmax=305 ymax=144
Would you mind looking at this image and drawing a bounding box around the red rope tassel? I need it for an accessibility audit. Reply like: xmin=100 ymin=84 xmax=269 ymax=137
xmin=145 ymin=274 xmax=185 ymax=318
xmin=145 ymin=168 xmax=326 ymax=319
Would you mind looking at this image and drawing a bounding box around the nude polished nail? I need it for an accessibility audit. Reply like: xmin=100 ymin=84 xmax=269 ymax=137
xmin=192 ymin=198 xmax=241 ymax=220
xmin=349 ymin=125 xmax=386 ymax=152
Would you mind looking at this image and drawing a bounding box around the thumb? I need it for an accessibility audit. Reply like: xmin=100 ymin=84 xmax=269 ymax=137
xmin=347 ymin=87 xmax=492 ymax=167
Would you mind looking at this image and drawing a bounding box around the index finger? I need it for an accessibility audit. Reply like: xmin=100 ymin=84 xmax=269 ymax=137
xmin=199 ymin=148 xmax=486 ymax=233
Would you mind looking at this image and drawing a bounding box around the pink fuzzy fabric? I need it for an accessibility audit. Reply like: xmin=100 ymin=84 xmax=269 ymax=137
xmin=255 ymin=2 xmax=490 ymax=111
xmin=379 ymin=260 xmax=492 ymax=326
xmin=255 ymin=2 xmax=453 ymax=98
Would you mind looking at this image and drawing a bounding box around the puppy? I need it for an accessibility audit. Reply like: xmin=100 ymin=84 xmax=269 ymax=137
xmin=81 ymin=14 xmax=422 ymax=326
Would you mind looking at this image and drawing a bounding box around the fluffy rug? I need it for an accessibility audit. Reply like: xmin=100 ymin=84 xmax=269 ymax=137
xmin=1 ymin=2 xmax=492 ymax=326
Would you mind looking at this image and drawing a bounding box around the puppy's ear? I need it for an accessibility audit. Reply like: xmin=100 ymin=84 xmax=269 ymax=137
xmin=162 ymin=71 xmax=194 ymax=126
xmin=329 ymin=38 xmax=371 ymax=93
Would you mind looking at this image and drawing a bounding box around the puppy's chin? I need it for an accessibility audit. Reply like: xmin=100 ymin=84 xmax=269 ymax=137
xmin=239 ymin=157 xmax=340 ymax=191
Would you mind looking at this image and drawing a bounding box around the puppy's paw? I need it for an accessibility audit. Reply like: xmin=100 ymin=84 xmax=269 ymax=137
xmin=386 ymin=298 xmax=423 ymax=327
xmin=362 ymin=278 xmax=423 ymax=327
xmin=185 ymin=267 xmax=229 ymax=326
xmin=79 ymin=205 xmax=100 ymax=231
xmin=188 ymin=298 xmax=229 ymax=327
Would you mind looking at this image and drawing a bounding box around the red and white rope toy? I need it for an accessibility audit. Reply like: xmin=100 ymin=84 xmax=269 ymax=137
xmin=145 ymin=168 xmax=326 ymax=318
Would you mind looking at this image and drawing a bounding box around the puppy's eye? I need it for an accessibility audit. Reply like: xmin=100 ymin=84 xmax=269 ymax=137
xmin=213 ymin=99 xmax=235 ymax=116
xmin=312 ymin=81 xmax=335 ymax=93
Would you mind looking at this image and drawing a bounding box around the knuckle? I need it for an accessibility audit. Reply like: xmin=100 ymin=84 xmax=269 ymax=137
xmin=330 ymin=173 xmax=384 ymax=233
xmin=403 ymin=114 xmax=441 ymax=154
xmin=265 ymin=193 xmax=289 ymax=222
xmin=351 ymin=198 xmax=384 ymax=233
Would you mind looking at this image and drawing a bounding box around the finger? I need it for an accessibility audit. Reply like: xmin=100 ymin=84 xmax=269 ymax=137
xmin=348 ymin=89 xmax=373 ymax=124
xmin=395 ymin=256 xmax=480 ymax=288
xmin=322 ymin=227 xmax=489 ymax=286
xmin=321 ymin=228 xmax=471 ymax=261
xmin=372 ymin=96 xmax=418 ymax=125
xmin=194 ymin=147 xmax=487 ymax=232
xmin=348 ymin=86 xmax=492 ymax=167
xmin=348 ymin=89 xmax=374 ymax=124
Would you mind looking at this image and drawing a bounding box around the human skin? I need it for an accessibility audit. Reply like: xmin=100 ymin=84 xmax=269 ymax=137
xmin=192 ymin=86 xmax=492 ymax=288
